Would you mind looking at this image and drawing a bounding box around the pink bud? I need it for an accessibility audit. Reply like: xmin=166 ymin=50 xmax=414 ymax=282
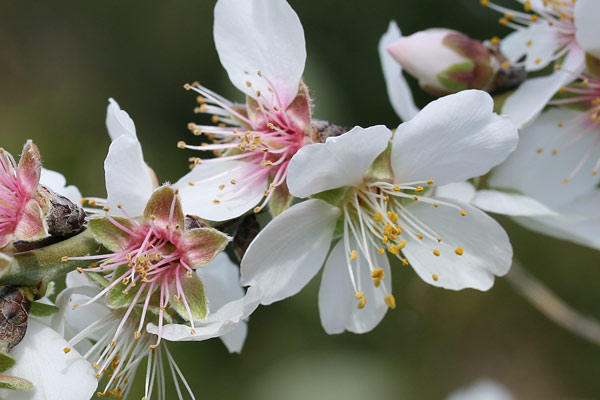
xmin=387 ymin=29 xmax=495 ymax=95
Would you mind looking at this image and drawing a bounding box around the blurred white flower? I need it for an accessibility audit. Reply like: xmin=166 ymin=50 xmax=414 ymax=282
xmin=446 ymin=378 xmax=514 ymax=400
xmin=241 ymin=90 xmax=518 ymax=334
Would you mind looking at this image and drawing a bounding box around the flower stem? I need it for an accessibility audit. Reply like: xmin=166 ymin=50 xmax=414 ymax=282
xmin=0 ymin=229 xmax=104 ymax=288
xmin=507 ymin=260 xmax=600 ymax=346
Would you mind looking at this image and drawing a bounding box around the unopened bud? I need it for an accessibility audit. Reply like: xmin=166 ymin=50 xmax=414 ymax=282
xmin=387 ymin=29 xmax=495 ymax=95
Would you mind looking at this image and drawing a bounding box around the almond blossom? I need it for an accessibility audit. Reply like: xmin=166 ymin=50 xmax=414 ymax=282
xmin=481 ymin=0 xmax=600 ymax=126
xmin=241 ymin=90 xmax=518 ymax=334
xmin=0 ymin=142 xmax=48 ymax=250
xmin=176 ymin=0 xmax=314 ymax=221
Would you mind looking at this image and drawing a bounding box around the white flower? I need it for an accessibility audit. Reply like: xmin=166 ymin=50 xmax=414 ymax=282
xmin=470 ymin=106 xmax=600 ymax=249
xmin=241 ymin=90 xmax=518 ymax=334
xmin=481 ymin=0 xmax=600 ymax=127
xmin=175 ymin=0 xmax=314 ymax=221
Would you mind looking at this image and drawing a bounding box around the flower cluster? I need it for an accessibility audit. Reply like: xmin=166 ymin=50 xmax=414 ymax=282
xmin=1 ymin=0 xmax=599 ymax=399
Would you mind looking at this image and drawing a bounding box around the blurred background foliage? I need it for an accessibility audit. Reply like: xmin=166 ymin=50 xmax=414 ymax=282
xmin=1 ymin=0 xmax=599 ymax=398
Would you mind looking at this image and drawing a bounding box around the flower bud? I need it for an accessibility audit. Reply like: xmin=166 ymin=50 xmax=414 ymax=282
xmin=387 ymin=28 xmax=496 ymax=95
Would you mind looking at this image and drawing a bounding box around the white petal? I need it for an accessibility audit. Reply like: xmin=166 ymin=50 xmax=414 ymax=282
xmin=392 ymin=90 xmax=518 ymax=185
xmin=488 ymin=108 xmax=600 ymax=210
xmin=502 ymin=48 xmax=585 ymax=128
xmin=0 ymin=320 xmax=97 ymax=400
xmin=214 ymin=0 xmax=306 ymax=109
xmin=318 ymin=239 xmax=390 ymax=335
xmin=240 ymin=199 xmax=340 ymax=304
xmin=511 ymin=190 xmax=600 ymax=250
xmin=39 ymin=168 xmax=82 ymax=204
xmin=378 ymin=21 xmax=419 ymax=122
xmin=575 ymin=0 xmax=600 ymax=59
xmin=147 ymin=285 xmax=263 ymax=341
xmin=402 ymin=198 xmax=512 ymax=291
xmin=105 ymin=98 xmax=137 ymax=141
xmin=473 ymin=190 xmax=556 ymax=216
xmin=434 ymin=182 xmax=476 ymax=204
xmin=500 ymin=22 xmax=560 ymax=71
xmin=196 ymin=253 xmax=247 ymax=353
xmin=287 ymin=126 xmax=392 ymax=198
xmin=105 ymin=135 xmax=154 ymax=217
xmin=175 ymin=160 xmax=267 ymax=221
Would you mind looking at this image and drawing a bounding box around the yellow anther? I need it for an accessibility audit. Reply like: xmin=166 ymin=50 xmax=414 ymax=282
xmin=383 ymin=196 xmax=390 ymax=202
xmin=398 ymin=239 xmax=406 ymax=249
xmin=387 ymin=211 xmax=398 ymax=223
xmin=135 ymin=331 xmax=142 ymax=339
xmin=354 ymin=291 xmax=366 ymax=309
xmin=562 ymin=179 xmax=570 ymax=184
xmin=417 ymin=233 xmax=423 ymax=240
xmin=196 ymin=96 xmax=205 ymax=104
xmin=502 ymin=60 xmax=510 ymax=69
xmin=254 ymin=206 xmax=261 ymax=213
xmin=382 ymin=235 xmax=389 ymax=243
xmin=72 ymin=304 xmax=79 ymax=310
xmin=401 ymin=258 xmax=409 ymax=266
xmin=371 ymin=268 xmax=385 ymax=280
xmin=535 ymin=58 xmax=542 ymax=65
xmin=246 ymin=81 xmax=252 ymax=87
xmin=490 ymin=36 xmax=500 ymax=46
xmin=432 ymin=274 xmax=439 ymax=281
xmin=433 ymin=249 xmax=440 ymax=256
xmin=437 ymin=237 xmax=442 ymax=243
xmin=455 ymin=247 xmax=464 ymax=256
xmin=77 ymin=267 xmax=83 ymax=274
xmin=433 ymin=203 xmax=439 ymax=208
xmin=378 ymin=248 xmax=385 ymax=254
xmin=427 ymin=179 xmax=434 ymax=185
xmin=460 ymin=210 xmax=467 ymax=216
xmin=110 ymin=340 xmax=116 ymax=348
xmin=526 ymin=40 xmax=532 ymax=47
xmin=552 ymin=149 xmax=559 ymax=155
xmin=480 ymin=0 xmax=489 ymax=5
xmin=211 ymin=115 xmax=220 ymax=124
xmin=524 ymin=0 xmax=531 ymax=11
xmin=393 ymin=185 xmax=401 ymax=191
xmin=385 ymin=294 xmax=396 ymax=309
xmin=499 ymin=17 xmax=509 ymax=25
xmin=557 ymin=122 xmax=564 ymax=127
xmin=536 ymin=148 xmax=543 ymax=154
xmin=183 ymin=83 xmax=191 ymax=90
xmin=63 ymin=347 xmax=71 ymax=354
xmin=530 ymin=14 xmax=538 ymax=22
xmin=61 ymin=256 xmax=69 ymax=263
xmin=218 ymin=184 xmax=225 ymax=190
xmin=593 ymin=169 xmax=598 ymax=176
xmin=416 ymin=186 xmax=424 ymax=192
xmin=349 ymin=250 xmax=358 ymax=261
xmin=177 ymin=141 xmax=186 ymax=149
xmin=230 ymin=179 xmax=237 ymax=184
xmin=373 ymin=212 xmax=383 ymax=222
xmin=213 ymin=199 xmax=221 ymax=204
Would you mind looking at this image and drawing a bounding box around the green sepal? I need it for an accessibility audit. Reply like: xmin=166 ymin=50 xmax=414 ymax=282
xmin=106 ymin=265 xmax=146 ymax=309
xmin=86 ymin=272 xmax=110 ymax=289
xmin=492 ymin=90 xmax=514 ymax=114
xmin=586 ymin=53 xmax=600 ymax=79
xmin=268 ymin=182 xmax=294 ymax=217
xmin=88 ymin=216 xmax=137 ymax=253
xmin=0 ymin=352 xmax=15 ymax=374
xmin=168 ymin=273 xmax=208 ymax=321
xmin=311 ymin=186 xmax=354 ymax=208
xmin=28 ymin=301 xmax=59 ymax=317
xmin=437 ymin=61 xmax=474 ymax=92
xmin=0 ymin=374 xmax=34 ymax=391
xmin=363 ymin=142 xmax=393 ymax=183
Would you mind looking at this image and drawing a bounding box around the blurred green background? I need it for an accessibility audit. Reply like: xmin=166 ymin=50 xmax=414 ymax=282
xmin=1 ymin=0 xmax=600 ymax=398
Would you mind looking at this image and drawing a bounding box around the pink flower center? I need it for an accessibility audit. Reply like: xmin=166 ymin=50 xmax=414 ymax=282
xmin=180 ymin=77 xmax=310 ymax=213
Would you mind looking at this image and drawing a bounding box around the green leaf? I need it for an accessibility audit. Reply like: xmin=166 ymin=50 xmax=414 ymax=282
xmin=28 ymin=302 xmax=59 ymax=317
xmin=168 ymin=273 xmax=208 ymax=321
xmin=268 ymin=182 xmax=294 ymax=217
xmin=107 ymin=265 xmax=146 ymax=309
xmin=0 ymin=353 xmax=15 ymax=374
xmin=88 ymin=217 xmax=137 ymax=253
xmin=0 ymin=374 xmax=34 ymax=391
